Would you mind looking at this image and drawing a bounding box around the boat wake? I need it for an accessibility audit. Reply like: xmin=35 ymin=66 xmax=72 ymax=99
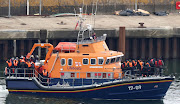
xmin=164 ymin=80 xmax=180 ymax=104
xmin=0 ymin=83 xmax=9 ymax=104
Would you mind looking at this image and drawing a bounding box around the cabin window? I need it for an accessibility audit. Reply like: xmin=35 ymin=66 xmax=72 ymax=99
xmin=61 ymin=58 xmax=66 ymax=66
xmin=110 ymin=58 xmax=116 ymax=63
xmin=71 ymin=73 xmax=75 ymax=78
xmin=98 ymin=58 xmax=104 ymax=65
xmin=103 ymin=73 xmax=106 ymax=78
xmin=68 ymin=58 xmax=73 ymax=66
xmin=83 ymin=58 xmax=89 ymax=65
xmin=87 ymin=73 xmax=91 ymax=78
xmin=90 ymin=58 xmax=96 ymax=65
xmin=116 ymin=57 xmax=120 ymax=62
xmin=105 ymin=59 xmax=110 ymax=64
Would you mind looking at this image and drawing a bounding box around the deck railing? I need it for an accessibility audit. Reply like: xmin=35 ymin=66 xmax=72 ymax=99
xmin=4 ymin=67 xmax=166 ymax=88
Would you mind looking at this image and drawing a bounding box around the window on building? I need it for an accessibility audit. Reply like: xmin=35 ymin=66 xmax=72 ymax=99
xmin=110 ymin=58 xmax=116 ymax=63
xmin=90 ymin=58 xmax=96 ymax=65
xmin=98 ymin=58 xmax=104 ymax=65
xmin=68 ymin=58 xmax=73 ymax=66
xmin=105 ymin=59 xmax=110 ymax=64
xmin=83 ymin=58 xmax=89 ymax=65
xmin=61 ymin=58 xmax=66 ymax=66
xmin=87 ymin=73 xmax=91 ymax=78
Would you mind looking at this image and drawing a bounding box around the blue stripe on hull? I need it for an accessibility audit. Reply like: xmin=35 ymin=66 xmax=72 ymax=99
xmin=6 ymin=78 xmax=173 ymax=99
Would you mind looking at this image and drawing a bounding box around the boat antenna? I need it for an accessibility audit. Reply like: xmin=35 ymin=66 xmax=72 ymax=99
xmin=93 ymin=0 xmax=98 ymax=28
xmin=91 ymin=0 xmax=94 ymax=25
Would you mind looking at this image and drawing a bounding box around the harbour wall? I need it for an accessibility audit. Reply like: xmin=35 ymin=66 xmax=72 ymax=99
xmin=0 ymin=0 xmax=180 ymax=16
xmin=0 ymin=27 xmax=180 ymax=61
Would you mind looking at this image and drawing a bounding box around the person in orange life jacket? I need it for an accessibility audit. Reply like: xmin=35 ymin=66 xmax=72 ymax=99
xmin=6 ymin=59 xmax=12 ymax=68
xmin=143 ymin=62 xmax=151 ymax=76
xmin=26 ymin=59 xmax=32 ymax=77
xmin=42 ymin=69 xmax=48 ymax=85
xmin=13 ymin=59 xmax=19 ymax=68
xmin=132 ymin=60 xmax=137 ymax=67
xmin=6 ymin=59 xmax=12 ymax=76
xmin=136 ymin=60 xmax=141 ymax=75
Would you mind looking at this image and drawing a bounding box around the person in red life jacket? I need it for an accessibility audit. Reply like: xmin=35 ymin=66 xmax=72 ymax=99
xmin=158 ymin=59 xmax=164 ymax=76
xmin=92 ymin=33 xmax=96 ymax=41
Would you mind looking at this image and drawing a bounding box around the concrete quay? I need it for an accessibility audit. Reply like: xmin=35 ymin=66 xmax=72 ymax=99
xmin=0 ymin=15 xmax=180 ymax=60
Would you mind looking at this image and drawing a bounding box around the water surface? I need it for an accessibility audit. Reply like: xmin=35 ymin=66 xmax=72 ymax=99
xmin=0 ymin=59 xmax=180 ymax=104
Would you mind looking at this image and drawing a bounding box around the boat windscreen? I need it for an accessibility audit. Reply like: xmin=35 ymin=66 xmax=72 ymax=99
xmin=105 ymin=59 xmax=110 ymax=64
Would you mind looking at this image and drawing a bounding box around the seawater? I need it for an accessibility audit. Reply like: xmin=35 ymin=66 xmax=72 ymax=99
xmin=0 ymin=59 xmax=180 ymax=104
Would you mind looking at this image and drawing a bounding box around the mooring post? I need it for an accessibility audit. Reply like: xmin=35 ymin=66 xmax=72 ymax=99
xmin=157 ymin=38 xmax=161 ymax=59
xmin=4 ymin=41 xmax=8 ymax=60
xmin=125 ymin=38 xmax=129 ymax=59
xmin=149 ymin=38 xmax=153 ymax=58
xmin=13 ymin=40 xmax=16 ymax=57
xmin=118 ymin=27 xmax=125 ymax=56
xmin=165 ymin=38 xmax=169 ymax=59
xmin=141 ymin=38 xmax=145 ymax=59
xmin=173 ymin=37 xmax=177 ymax=58
xmin=133 ymin=39 xmax=137 ymax=59
xmin=20 ymin=40 xmax=24 ymax=56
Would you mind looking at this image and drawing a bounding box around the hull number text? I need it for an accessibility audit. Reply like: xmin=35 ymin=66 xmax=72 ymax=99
xmin=128 ymin=85 xmax=142 ymax=90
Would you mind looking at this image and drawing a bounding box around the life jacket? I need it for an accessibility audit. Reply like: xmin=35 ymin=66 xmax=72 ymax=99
xmin=6 ymin=60 xmax=12 ymax=68
xmin=126 ymin=61 xmax=129 ymax=67
xmin=26 ymin=61 xmax=31 ymax=68
xmin=150 ymin=59 xmax=154 ymax=64
xmin=129 ymin=62 xmax=133 ymax=67
xmin=139 ymin=61 xmax=143 ymax=70
xmin=124 ymin=62 xmax=127 ymax=68
xmin=20 ymin=59 xmax=25 ymax=63
xmin=146 ymin=62 xmax=151 ymax=67
xmin=158 ymin=60 xmax=163 ymax=66
xmin=121 ymin=64 xmax=124 ymax=68
xmin=132 ymin=60 xmax=136 ymax=66
xmin=13 ymin=60 xmax=18 ymax=67
xmin=43 ymin=69 xmax=48 ymax=76
xmin=155 ymin=61 xmax=158 ymax=67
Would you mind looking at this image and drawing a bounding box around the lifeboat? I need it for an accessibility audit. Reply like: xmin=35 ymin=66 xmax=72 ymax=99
xmin=54 ymin=42 xmax=76 ymax=52
xmin=3 ymin=8 xmax=174 ymax=100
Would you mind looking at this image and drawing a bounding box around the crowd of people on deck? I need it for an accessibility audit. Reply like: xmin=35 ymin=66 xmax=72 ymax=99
xmin=5 ymin=55 xmax=47 ymax=78
xmin=121 ymin=58 xmax=164 ymax=77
